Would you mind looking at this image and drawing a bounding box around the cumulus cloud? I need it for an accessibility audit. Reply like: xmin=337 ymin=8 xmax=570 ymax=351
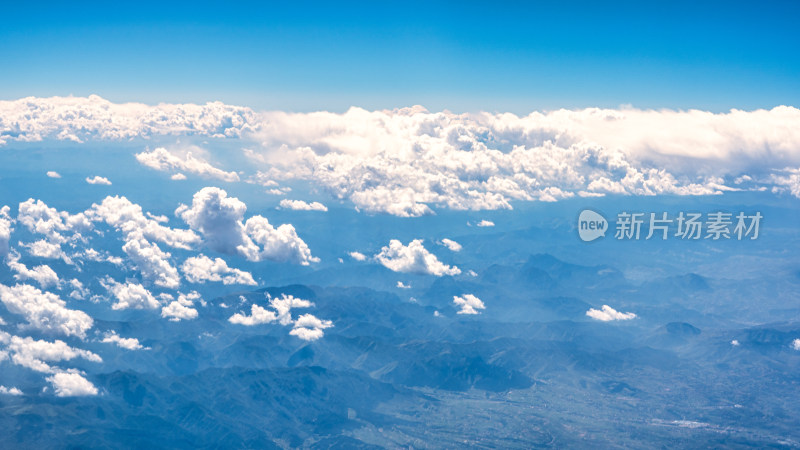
xmin=453 ymin=294 xmax=485 ymax=315
xmin=242 ymin=106 xmax=800 ymax=215
xmin=0 ymin=331 xmax=102 ymax=373
xmin=279 ymin=199 xmax=328 ymax=211
xmin=0 ymin=386 xmax=23 ymax=395
xmin=228 ymin=304 xmax=277 ymax=326
xmin=17 ymin=199 xmax=91 ymax=244
xmin=438 ymin=238 xmax=462 ymax=252
xmin=46 ymin=171 xmax=61 ymax=178
xmin=85 ymin=175 xmax=111 ymax=185
xmin=228 ymin=293 xmax=327 ymax=339
xmin=135 ymin=147 xmax=240 ymax=182
xmin=0 ymin=206 xmax=11 ymax=256
xmin=171 ymin=173 xmax=187 ymax=180
xmin=0 ymin=284 xmax=93 ymax=338
xmin=349 ymin=251 xmax=366 ymax=261
xmin=0 ymin=95 xmax=257 ymax=145
xmin=6 ymin=252 xmax=60 ymax=289
xmin=121 ymin=234 xmax=180 ymax=289
xmin=102 ymin=278 xmax=160 ymax=310
xmin=290 ymin=313 xmax=333 ymax=341
xmin=101 ymin=331 xmax=145 ymax=350
xmin=86 ymin=195 xmax=200 ymax=250
xmin=586 ymin=305 xmax=636 ymax=322
xmin=792 ymin=339 xmax=800 ymax=351
xmin=21 ymin=239 xmax=72 ymax=264
xmin=476 ymin=220 xmax=495 ymax=227
xmin=375 ymin=239 xmax=460 ymax=276
xmin=176 ymin=187 xmax=318 ymax=265
xmin=161 ymin=291 xmax=200 ymax=321
xmin=396 ymin=281 xmax=411 ymax=289
xmin=181 ymin=254 xmax=256 ymax=285
xmin=46 ymin=372 xmax=98 ymax=397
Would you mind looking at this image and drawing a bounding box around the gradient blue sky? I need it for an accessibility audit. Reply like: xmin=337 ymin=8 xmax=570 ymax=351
xmin=2 ymin=0 xmax=798 ymax=112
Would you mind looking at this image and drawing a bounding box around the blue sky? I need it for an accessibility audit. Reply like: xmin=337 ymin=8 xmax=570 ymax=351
xmin=1 ymin=0 xmax=798 ymax=112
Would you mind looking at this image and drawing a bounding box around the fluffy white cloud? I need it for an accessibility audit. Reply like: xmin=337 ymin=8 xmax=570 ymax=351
xmin=86 ymin=195 xmax=200 ymax=250
xmin=171 ymin=173 xmax=187 ymax=180
xmin=0 ymin=206 xmax=11 ymax=256
xmin=101 ymin=331 xmax=145 ymax=350
xmin=0 ymin=331 xmax=102 ymax=373
xmin=243 ymin=106 xmax=800 ymax=215
xmin=228 ymin=293 xmax=320 ymax=332
xmin=279 ymin=199 xmax=328 ymax=211
xmin=85 ymin=175 xmax=111 ymax=185
xmin=121 ymin=234 xmax=180 ymax=289
xmin=21 ymin=239 xmax=72 ymax=264
xmin=349 ymin=251 xmax=366 ymax=261
xmin=181 ymin=255 xmax=256 ymax=285
xmin=161 ymin=291 xmax=200 ymax=321
xmin=0 ymin=386 xmax=23 ymax=395
xmin=0 ymin=95 xmax=257 ymax=145
xmin=586 ymin=305 xmax=637 ymax=322
xmin=177 ymin=187 xmax=318 ymax=265
xmin=46 ymin=171 xmax=61 ymax=178
xmin=17 ymin=199 xmax=91 ymax=244
xmin=453 ymin=294 xmax=485 ymax=315
xmin=438 ymin=238 xmax=462 ymax=252
xmin=102 ymin=279 xmax=160 ymax=310
xmin=476 ymin=220 xmax=495 ymax=227
xmin=228 ymin=303 xmax=277 ymax=326
xmin=396 ymin=281 xmax=411 ymax=289
xmin=46 ymin=372 xmax=98 ymax=397
xmin=135 ymin=147 xmax=240 ymax=182
xmin=6 ymin=252 xmax=60 ymax=289
xmin=290 ymin=313 xmax=333 ymax=341
xmin=0 ymin=284 xmax=93 ymax=338
xmin=792 ymin=339 xmax=800 ymax=351
xmin=374 ymin=239 xmax=460 ymax=276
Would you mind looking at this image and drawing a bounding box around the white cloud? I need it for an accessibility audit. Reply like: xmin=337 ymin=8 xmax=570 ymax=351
xmin=177 ymin=187 xmax=318 ymax=265
xmin=290 ymin=313 xmax=333 ymax=341
xmin=269 ymin=294 xmax=313 ymax=325
xmin=279 ymin=199 xmax=328 ymax=211
xmin=792 ymin=339 xmax=800 ymax=351
xmin=0 ymin=331 xmax=102 ymax=373
xmin=0 ymin=95 xmax=257 ymax=144
xmin=438 ymin=238 xmax=462 ymax=252
xmin=101 ymin=331 xmax=145 ymax=350
xmin=6 ymin=252 xmax=60 ymax=289
xmin=476 ymin=220 xmax=495 ymax=227
xmin=0 ymin=284 xmax=93 ymax=338
xmin=46 ymin=372 xmax=98 ymax=397
xmin=21 ymin=239 xmax=71 ymax=264
xmin=161 ymin=291 xmax=201 ymax=321
xmin=731 ymin=340 xmax=740 ymax=346
xmin=586 ymin=305 xmax=637 ymax=322
xmin=46 ymin=171 xmax=61 ymax=178
xmin=17 ymin=199 xmax=92 ymax=244
xmin=87 ymin=195 xmax=200 ymax=250
xmin=181 ymin=254 xmax=256 ymax=285
xmin=121 ymin=234 xmax=181 ymax=289
xmin=396 ymin=281 xmax=411 ymax=289
xmin=0 ymin=206 xmax=11 ymax=256
xmin=374 ymin=239 xmax=460 ymax=276
xmin=85 ymin=175 xmax=111 ymax=185
xmin=228 ymin=304 xmax=277 ymax=326
xmin=0 ymin=386 xmax=23 ymax=395
xmin=171 ymin=173 xmax=187 ymax=180
xmin=135 ymin=147 xmax=240 ymax=182
xmin=349 ymin=251 xmax=366 ymax=261
xmin=68 ymin=279 xmax=90 ymax=300
xmin=453 ymin=294 xmax=485 ymax=315
xmin=102 ymin=278 xmax=160 ymax=310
